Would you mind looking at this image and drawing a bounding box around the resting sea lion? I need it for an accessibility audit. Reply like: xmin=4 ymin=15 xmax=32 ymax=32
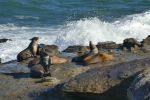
xmin=28 ymin=37 xmax=39 ymax=57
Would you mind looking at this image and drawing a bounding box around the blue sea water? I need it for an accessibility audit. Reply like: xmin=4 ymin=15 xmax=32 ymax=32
xmin=0 ymin=0 xmax=150 ymax=62
xmin=0 ymin=0 xmax=150 ymax=26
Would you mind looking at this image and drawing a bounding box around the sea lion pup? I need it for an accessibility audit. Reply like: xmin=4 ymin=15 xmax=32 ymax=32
xmin=17 ymin=37 xmax=39 ymax=62
xmin=40 ymin=48 xmax=51 ymax=75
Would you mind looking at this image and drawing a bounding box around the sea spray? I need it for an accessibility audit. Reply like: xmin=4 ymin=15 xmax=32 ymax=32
xmin=0 ymin=11 xmax=150 ymax=62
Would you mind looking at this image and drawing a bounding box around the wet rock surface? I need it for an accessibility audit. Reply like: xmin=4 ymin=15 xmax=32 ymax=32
xmin=63 ymin=45 xmax=89 ymax=53
xmin=142 ymin=35 xmax=150 ymax=53
xmin=38 ymin=44 xmax=59 ymax=56
xmin=123 ymin=38 xmax=141 ymax=49
xmin=97 ymin=41 xmax=119 ymax=49
xmin=127 ymin=67 xmax=150 ymax=100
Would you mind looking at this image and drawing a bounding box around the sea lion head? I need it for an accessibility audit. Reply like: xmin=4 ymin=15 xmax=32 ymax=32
xmin=89 ymin=41 xmax=95 ymax=51
xmin=30 ymin=37 xmax=39 ymax=41
xmin=89 ymin=41 xmax=98 ymax=54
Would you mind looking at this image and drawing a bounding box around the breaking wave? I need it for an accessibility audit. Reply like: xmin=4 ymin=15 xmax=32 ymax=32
xmin=0 ymin=11 xmax=150 ymax=62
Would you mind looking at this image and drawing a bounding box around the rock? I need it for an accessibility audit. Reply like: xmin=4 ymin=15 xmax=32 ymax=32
xmin=50 ymin=63 xmax=90 ymax=82
xmin=123 ymin=38 xmax=141 ymax=50
xmin=97 ymin=41 xmax=119 ymax=49
xmin=0 ymin=38 xmax=12 ymax=43
xmin=17 ymin=49 xmax=33 ymax=62
xmin=63 ymin=45 xmax=89 ymax=53
xmin=28 ymin=58 xmax=40 ymax=68
xmin=40 ymin=77 xmax=60 ymax=86
xmin=30 ymin=64 xmax=44 ymax=78
xmin=62 ymin=57 xmax=150 ymax=100
xmin=127 ymin=67 xmax=150 ymax=100
xmin=123 ymin=47 xmax=128 ymax=51
xmin=142 ymin=35 xmax=150 ymax=53
xmin=39 ymin=44 xmax=59 ymax=56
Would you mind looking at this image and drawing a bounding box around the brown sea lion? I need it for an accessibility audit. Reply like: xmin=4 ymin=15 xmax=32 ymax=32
xmin=29 ymin=37 xmax=39 ymax=57
xmin=50 ymin=56 xmax=68 ymax=64
xmin=84 ymin=53 xmax=114 ymax=64
xmin=17 ymin=37 xmax=39 ymax=62
xmin=72 ymin=41 xmax=114 ymax=65
xmin=84 ymin=41 xmax=113 ymax=64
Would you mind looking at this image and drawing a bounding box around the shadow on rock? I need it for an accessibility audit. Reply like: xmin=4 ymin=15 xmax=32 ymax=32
xmin=3 ymin=72 xmax=30 ymax=79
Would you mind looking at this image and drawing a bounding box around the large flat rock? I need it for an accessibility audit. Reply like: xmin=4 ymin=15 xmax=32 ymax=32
xmin=62 ymin=57 xmax=150 ymax=100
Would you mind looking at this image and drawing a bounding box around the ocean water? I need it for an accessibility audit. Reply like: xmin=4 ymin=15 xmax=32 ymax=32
xmin=0 ymin=0 xmax=150 ymax=62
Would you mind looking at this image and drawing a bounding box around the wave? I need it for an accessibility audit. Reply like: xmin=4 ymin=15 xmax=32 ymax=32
xmin=55 ymin=10 xmax=150 ymax=49
xmin=14 ymin=16 xmax=40 ymax=20
xmin=0 ymin=11 xmax=150 ymax=62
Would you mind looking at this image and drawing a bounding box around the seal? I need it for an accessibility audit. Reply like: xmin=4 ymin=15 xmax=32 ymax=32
xmin=89 ymin=41 xmax=98 ymax=55
xmin=28 ymin=37 xmax=39 ymax=57
xmin=72 ymin=41 xmax=114 ymax=65
xmin=40 ymin=48 xmax=51 ymax=75
xmin=17 ymin=37 xmax=39 ymax=62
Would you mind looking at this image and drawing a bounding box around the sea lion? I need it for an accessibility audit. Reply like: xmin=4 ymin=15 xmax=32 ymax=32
xmin=17 ymin=37 xmax=39 ymax=61
xmin=72 ymin=41 xmax=114 ymax=65
xmin=89 ymin=41 xmax=98 ymax=54
xmin=40 ymin=48 xmax=51 ymax=75
xmin=84 ymin=42 xmax=113 ymax=64
xmin=28 ymin=37 xmax=39 ymax=57
xmin=84 ymin=53 xmax=113 ymax=64
xmin=50 ymin=56 xmax=68 ymax=64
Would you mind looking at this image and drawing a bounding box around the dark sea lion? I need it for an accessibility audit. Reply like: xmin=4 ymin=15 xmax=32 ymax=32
xmin=40 ymin=48 xmax=51 ymax=75
xmin=17 ymin=37 xmax=39 ymax=62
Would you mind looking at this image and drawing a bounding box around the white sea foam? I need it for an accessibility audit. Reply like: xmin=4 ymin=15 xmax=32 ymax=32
xmin=14 ymin=15 xmax=40 ymax=20
xmin=0 ymin=11 xmax=150 ymax=62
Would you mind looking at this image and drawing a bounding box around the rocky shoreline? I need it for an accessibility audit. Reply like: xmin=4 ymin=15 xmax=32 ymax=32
xmin=0 ymin=35 xmax=150 ymax=100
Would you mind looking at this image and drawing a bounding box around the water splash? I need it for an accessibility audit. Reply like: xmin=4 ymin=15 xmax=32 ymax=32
xmin=0 ymin=11 xmax=150 ymax=62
